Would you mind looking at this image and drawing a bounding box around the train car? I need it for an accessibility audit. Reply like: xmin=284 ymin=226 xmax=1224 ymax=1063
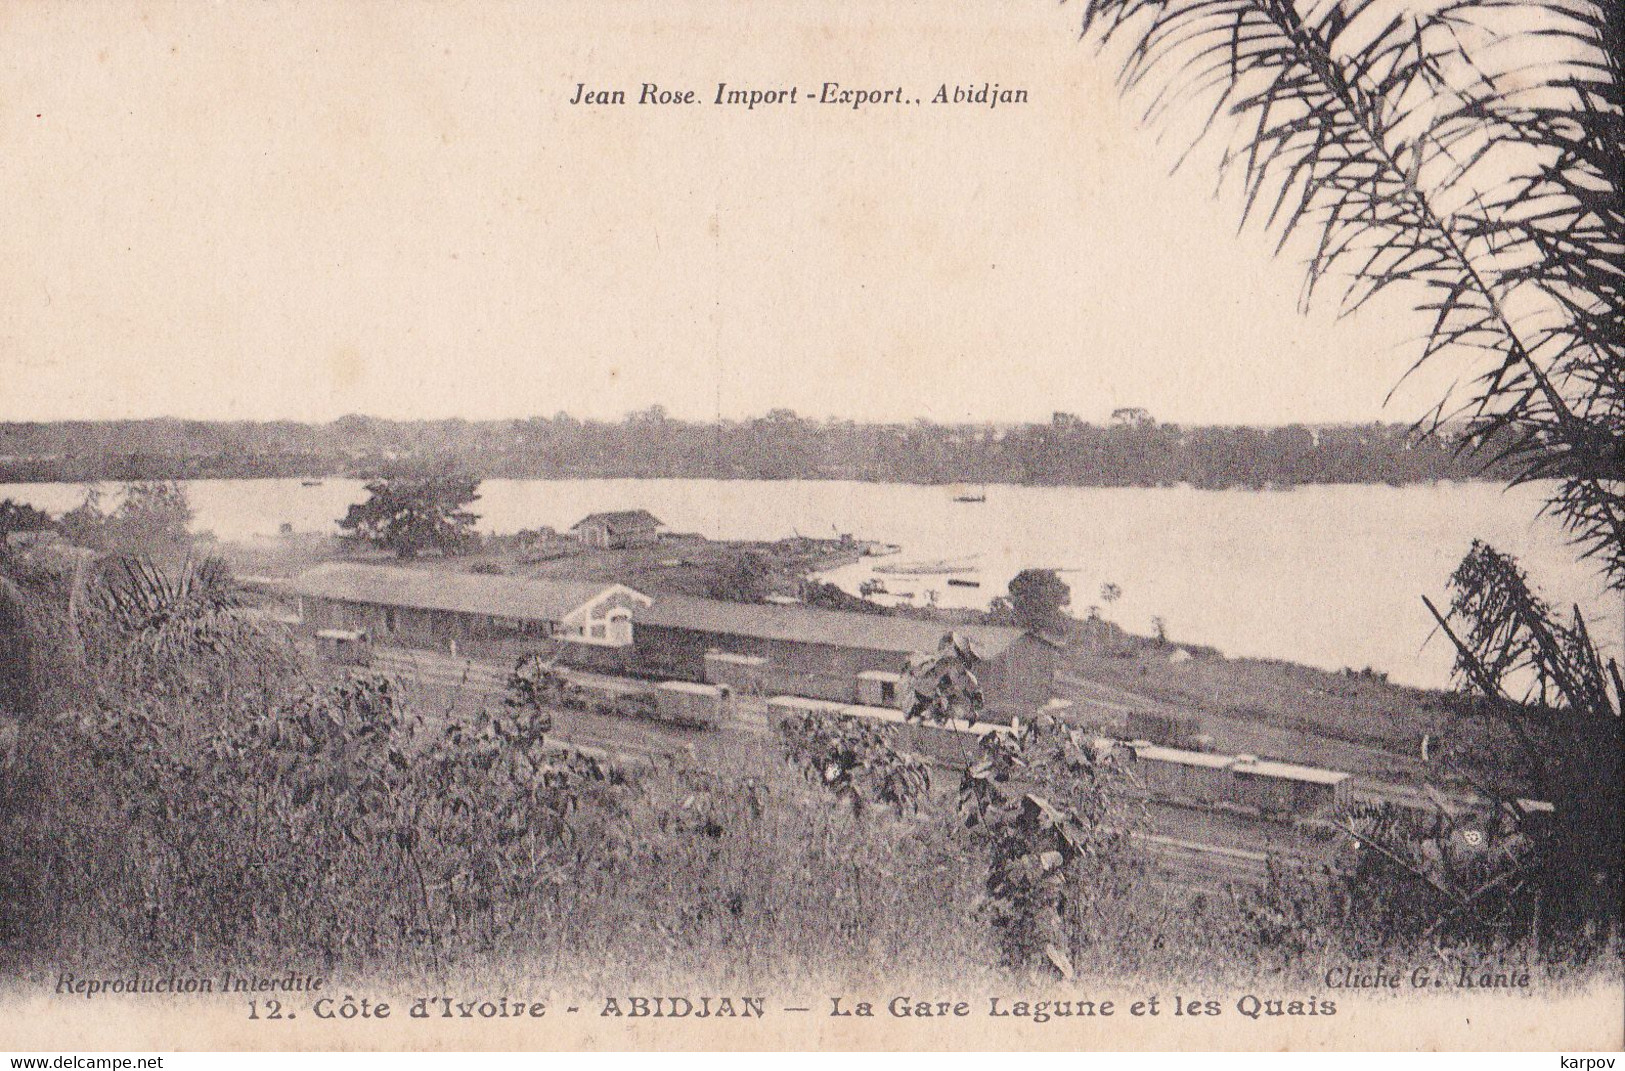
xmin=654 ymin=681 xmax=730 ymax=730
xmin=547 ymin=670 xmax=731 ymax=732
xmin=1341 ymin=779 xmax=1555 ymax=827
xmin=1125 ymin=742 xmax=1235 ymax=805
xmin=763 ymin=694 xmax=1006 ymax=767
xmin=856 ymin=670 xmax=904 ymax=709
xmin=315 ymin=627 xmax=372 ymax=667
xmin=764 ymin=695 xmax=851 ymax=725
xmin=704 ymin=650 xmax=769 ymax=696
xmin=1125 ymin=710 xmax=1208 ymax=750
xmin=1229 ymin=755 xmax=1350 ymax=816
xmin=557 ymin=672 xmax=656 ymax=723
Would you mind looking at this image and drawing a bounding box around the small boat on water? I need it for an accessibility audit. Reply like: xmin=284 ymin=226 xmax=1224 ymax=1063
xmin=946 ymin=578 xmax=981 ymax=588
xmin=301 ymin=479 xmax=324 ymax=487
xmin=861 ymin=541 xmax=903 ymax=557
xmin=952 ymin=483 xmax=987 ymax=503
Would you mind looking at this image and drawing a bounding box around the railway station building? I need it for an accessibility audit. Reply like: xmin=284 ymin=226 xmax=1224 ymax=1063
xmin=289 ymin=562 xmax=1056 ymax=719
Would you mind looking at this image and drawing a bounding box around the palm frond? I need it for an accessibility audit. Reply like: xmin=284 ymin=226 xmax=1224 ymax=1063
xmin=95 ymin=555 xmax=242 ymax=636
xmin=1079 ymin=0 xmax=1624 ymax=586
xmin=1420 ymin=538 xmax=1622 ymax=928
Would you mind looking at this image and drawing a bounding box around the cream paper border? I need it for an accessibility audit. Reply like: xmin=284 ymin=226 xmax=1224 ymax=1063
xmin=4 ymin=985 xmax=1622 ymax=1051
xmin=2 ymin=0 xmax=1621 ymax=1054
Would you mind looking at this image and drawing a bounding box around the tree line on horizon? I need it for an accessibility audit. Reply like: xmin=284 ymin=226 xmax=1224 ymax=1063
xmin=0 ymin=408 xmax=1523 ymax=488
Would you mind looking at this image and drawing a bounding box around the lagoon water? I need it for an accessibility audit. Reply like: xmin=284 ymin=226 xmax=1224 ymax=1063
xmin=3 ymin=477 xmax=1618 ymax=690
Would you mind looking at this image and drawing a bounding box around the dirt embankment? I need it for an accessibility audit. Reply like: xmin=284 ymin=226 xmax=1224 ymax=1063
xmin=1054 ymin=616 xmax=1448 ymax=777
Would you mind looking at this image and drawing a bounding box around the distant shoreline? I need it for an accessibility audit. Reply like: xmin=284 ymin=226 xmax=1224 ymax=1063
xmin=0 ymin=413 xmax=1519 ymax=489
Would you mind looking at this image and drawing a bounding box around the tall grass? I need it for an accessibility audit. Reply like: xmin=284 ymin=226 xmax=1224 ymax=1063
xmin=1 ymin=550 xmax=1616 ymax=991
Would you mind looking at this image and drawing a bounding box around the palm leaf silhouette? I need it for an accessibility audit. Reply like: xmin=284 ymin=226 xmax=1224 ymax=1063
xmin=1078 ymin=0 xmax=1623 ymax=584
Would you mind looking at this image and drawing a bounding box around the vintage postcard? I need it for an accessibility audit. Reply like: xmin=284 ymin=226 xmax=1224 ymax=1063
xmin=1 ymin=0 xmax=1621 ymax=1054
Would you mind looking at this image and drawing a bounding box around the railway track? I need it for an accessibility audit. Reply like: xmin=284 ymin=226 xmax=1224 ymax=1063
xmin=1055 ymin=669 xmax=1426 ymax=780
xmin=1134 ymin=832 xmax=1274 ymax=891
xmin=358 ymin=646 xmax=1318 ymax=886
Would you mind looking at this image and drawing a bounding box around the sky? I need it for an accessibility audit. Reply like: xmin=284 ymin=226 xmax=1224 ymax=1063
xmin=0 ymin=1 xmax=1461 ymax=427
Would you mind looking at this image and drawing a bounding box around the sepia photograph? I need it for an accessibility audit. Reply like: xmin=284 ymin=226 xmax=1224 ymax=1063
xmin=0 ymin=0 xmax=1621 ymax=1054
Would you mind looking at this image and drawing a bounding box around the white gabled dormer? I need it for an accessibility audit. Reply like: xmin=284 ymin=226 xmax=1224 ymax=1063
xmin=557 ymin=583 xmax=653 ymax=647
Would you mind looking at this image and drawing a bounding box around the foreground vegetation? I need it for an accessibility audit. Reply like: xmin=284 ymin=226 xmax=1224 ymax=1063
xmin=1 ymin=544 xmax=1617 ymax=993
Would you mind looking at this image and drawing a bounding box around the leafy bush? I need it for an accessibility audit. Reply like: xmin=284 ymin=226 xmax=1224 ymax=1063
xmin=3 ymin=548 xmax=1616 ymax=989
xmin=958 ymin=716 xmax=1137 ymax=978
xmin=778 ymin=711 xmax=930 ymax=816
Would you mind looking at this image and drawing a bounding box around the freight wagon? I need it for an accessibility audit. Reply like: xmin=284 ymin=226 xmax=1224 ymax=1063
xmin=654 ymin=681 xmax=732 ymax=730
xmin=315 ymin=628 xmax=372 ymax=667
xmin=1341 ymin=779 xmax=1555 ymax=823
xmin=547 ymin=671 xmax=725 ymax=731
xmin=1125 ymin=710 xmax=1213 ymax=751
xmin=515 ymin=664 xmax=1366 ymax=820
xmin=1120 ymin=741 xmax=1351 ymax=817
xmin=703 ymin=651 xmax=769 ymax=696
xmin=1229 ymin=755 xmax=1352 ymax=816
xmin=764 ymin=694 xmax=1007 ymax=767
xmin=1122 ymin=743 xmax=1235 ymax=805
